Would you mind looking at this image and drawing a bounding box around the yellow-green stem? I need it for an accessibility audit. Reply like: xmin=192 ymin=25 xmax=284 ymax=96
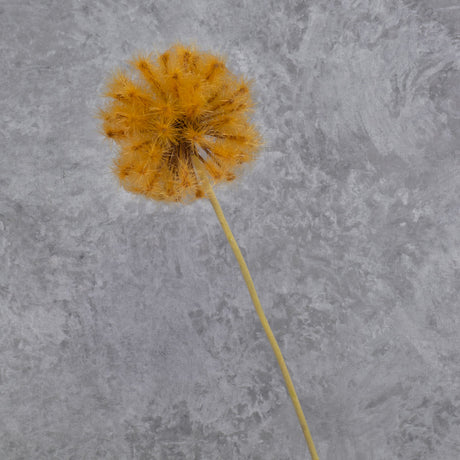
xmin=197 ymin=170 xmax=319 ymax=460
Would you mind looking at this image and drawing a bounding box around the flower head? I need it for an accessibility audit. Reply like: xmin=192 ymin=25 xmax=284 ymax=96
xmin=98 ymin=43 xmax=262 ymax=202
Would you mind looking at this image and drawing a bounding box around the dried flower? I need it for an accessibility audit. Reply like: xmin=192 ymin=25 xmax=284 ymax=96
xmin=98 ymin=43 xmax=262 ymax=202
xmin=97 ymin=44 xmax=319 ymax=459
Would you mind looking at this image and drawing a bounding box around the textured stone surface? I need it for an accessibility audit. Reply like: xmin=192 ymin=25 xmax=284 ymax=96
xmin=1 ymin=1 xmax=459 ymax=459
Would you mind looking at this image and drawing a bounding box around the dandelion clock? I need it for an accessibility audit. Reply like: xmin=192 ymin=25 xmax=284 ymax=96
xmin=98 ymin=43 xmax=319 ymax=459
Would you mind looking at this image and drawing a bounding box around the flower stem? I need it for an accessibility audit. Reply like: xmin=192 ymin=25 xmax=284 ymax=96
xmin=199 ymin=174 xmax=319 ymax=460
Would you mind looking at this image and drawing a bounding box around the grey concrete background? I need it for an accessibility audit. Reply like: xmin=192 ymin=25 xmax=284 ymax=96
xmin=1 ymin=0 xmax=459 ymax=459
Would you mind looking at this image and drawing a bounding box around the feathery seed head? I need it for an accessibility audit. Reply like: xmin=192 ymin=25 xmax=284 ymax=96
xmin=99 ymin=43 xmax=263 ymax=203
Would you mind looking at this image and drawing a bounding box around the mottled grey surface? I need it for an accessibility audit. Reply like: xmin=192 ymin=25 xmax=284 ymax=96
xmin=1 ymin=0 xmax=459 ymax=459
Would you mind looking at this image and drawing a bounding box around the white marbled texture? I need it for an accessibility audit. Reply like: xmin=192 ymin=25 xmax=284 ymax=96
xmin=0 ymin=0 xmax=459 ymax=459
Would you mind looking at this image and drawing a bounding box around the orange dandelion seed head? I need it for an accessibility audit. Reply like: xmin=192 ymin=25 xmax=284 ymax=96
xmin=98 ymin=43 xmax=263 ymax=203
